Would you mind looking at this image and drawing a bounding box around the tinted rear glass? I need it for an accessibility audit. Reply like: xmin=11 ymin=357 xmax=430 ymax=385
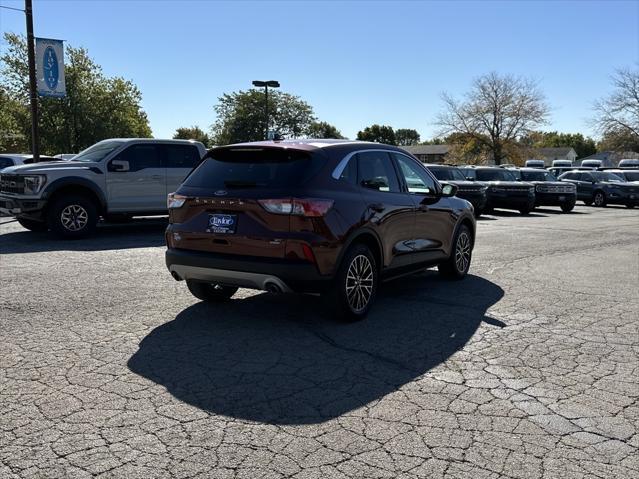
xmin=183 ymin=148 xmax=325 ymax=189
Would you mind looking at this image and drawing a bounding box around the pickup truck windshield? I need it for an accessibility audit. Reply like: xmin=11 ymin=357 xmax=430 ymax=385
xmin=73 ymin=141 xmax=125 ymax=162
xmin=521 ymin=170 xmax=558 ymax=182
xmin=475 ymin=169 xmax=516 ymax=182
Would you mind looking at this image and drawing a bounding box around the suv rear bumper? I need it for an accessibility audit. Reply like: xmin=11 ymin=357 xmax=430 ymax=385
xmin=165 ymin=248 xmax=331 ymax=293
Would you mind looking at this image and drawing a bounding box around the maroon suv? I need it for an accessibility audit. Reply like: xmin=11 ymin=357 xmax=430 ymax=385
xmin=165 ymin=140 xmax=476 ymax=320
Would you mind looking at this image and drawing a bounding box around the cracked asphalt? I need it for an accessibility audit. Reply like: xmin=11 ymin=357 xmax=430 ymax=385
xmin=1 ymin=205 xmax=638 ymax=478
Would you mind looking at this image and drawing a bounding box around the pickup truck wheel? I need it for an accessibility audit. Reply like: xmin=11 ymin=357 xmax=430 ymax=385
xmin=47 ymin=195 xmax=98 ymax=239
xmin=327 ymin=243 xmax=377 ymax=322
xmin=439 ymin=225 xmax=472 ymax=280
xmin=17 ymin=218 xmax=48 ymax=232
xmin=186 ymin=280 xmax=238 ymax=302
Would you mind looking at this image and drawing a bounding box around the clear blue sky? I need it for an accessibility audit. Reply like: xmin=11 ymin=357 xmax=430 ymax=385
xmin=1 ymin=0 xmax=638 ymax=141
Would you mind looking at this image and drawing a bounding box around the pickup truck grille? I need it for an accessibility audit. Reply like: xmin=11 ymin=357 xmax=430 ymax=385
xmin=536 ymin=184 xmax=575 ymax=193
xmin=0 ymin=175 xmax=25 ymax=194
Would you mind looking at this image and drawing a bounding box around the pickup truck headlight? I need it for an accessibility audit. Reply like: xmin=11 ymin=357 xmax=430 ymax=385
xmin=22 ymin=175 xmax=46 ymax=194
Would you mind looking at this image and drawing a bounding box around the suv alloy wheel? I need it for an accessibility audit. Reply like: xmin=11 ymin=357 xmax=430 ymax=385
xmin=439 ymin=225 xmax=473 ymax=279
xmin=329 ymin=243 xmax=378 ymax=322
xmin=593 ymin=191 xmax=607 ymax=207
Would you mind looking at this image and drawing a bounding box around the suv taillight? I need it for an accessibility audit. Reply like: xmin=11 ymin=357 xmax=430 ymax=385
xmin=168 ymin=193 xmax=188 ymax=209
xmin=258 ymin=198 xmax=334 ymax=217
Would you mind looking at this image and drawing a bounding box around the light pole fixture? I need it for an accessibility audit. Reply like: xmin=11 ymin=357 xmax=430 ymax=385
xmin=252 ymin=80 xmax=280 ymax=140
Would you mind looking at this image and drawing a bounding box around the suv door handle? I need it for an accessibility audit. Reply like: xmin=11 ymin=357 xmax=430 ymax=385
xmin=368 ymin=203 xmax=385 ymax=213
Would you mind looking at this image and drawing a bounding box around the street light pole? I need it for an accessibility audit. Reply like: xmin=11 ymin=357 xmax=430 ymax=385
xmin=25 ymin=0 xmax=40 ymax=161
xmin=252 ymin=80 xmax=280 ymax=140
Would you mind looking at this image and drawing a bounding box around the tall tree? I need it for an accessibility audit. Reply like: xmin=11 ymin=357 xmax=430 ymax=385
xmin=211 ymin=89 xmax=316 ymax=145
xmin=356 ymin=124 xmax=396 ymax=145
xmin=306 ymin=121 xmax=345 ymax=139
xmin=0 ymin=32 xmax=152 ymax=154
xmin=395 ymin=128 xmax=420 ymax=146
xmin=521 ymin=131 xmax=597 ymax=158
xmin=173 ymin=125 xmax=210 ymax=146
xmin=436 ymin=72 xmax=549 ymax=165
xmin=593 ymin=67 xmax=639 ymax=151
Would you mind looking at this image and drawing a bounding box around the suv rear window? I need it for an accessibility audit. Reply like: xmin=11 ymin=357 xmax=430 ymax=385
xmin=183 ymin=148 xmax=325 ymax=189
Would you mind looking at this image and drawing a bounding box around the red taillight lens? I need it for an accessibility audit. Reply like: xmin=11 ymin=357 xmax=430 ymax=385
xmin=258 ymin=198 xmax=333 ymax=217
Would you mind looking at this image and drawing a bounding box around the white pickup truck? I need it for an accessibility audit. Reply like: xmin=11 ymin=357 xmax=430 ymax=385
xmin=0 ymin=138 xmax=207 ymax=238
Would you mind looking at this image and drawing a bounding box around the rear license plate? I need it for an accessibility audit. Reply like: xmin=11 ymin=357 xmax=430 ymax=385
xmin=207 ymin=214 xmax=237 ymax=234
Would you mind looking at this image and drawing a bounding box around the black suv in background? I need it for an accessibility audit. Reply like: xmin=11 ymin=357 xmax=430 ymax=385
xmin=509 ymin=168 xmax=577 ymax=212
xmin=460 ymin=166 xmax=535 ymax=214
xmin=425 ymin=164 xmax=488 ymax=217
xmin=558 ymin=170 xmax=639 ymax=208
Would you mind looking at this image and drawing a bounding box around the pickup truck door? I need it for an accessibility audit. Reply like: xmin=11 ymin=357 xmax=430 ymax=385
xmin=106 ymin=144 xmax=166 ymax=212
xmin=164 ymin=144 xmax=202 ymax=195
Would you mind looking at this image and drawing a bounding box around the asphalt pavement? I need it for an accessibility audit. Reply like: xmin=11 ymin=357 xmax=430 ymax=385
xmin=1 ymin=205 xmax=638 ymax=478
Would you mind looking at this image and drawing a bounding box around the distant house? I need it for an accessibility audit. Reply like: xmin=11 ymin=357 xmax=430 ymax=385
xmin=578 ymin=151 xmax=639 ymax=167
xmin=403 ymin=144 xmax=450 ymax=163
xmin=529 ymin=147 xmax=577 ymax=166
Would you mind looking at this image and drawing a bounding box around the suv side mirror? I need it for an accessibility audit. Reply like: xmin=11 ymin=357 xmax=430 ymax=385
xmin=110 ymin=159 xmax=130 ymax=172
xmin=441 ymin=183 xmax=458 ymax=197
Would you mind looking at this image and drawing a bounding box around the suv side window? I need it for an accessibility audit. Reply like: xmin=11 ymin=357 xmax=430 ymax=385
xmin=339 ymin=157 xmax=358 ymax=185
xmin=165 ymin=144 xmax=201 ymax=169
xmin=0 ymin=157 xmax=14 ymax=169
xmin=356 ymin=151 xmax=400 ymax=193
xmin=392 ymin=153 xmax=437 ymax=194
xmin=110 ymin=144 xmax=162 ymax=172
xmin=579 ymin=173 xmax=593 ymax=182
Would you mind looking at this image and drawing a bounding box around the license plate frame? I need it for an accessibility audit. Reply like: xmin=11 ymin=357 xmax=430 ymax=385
xmin=207 ymin=214 xmax=237 ymax=234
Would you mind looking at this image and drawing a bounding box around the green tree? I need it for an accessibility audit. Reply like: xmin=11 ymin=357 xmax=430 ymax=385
xmin=306 ymin=121 xmax=345 ymax=139
xmin=395 ymin=128 xmax=420 ymax=146
xmin=173 ymin=125 xmax=211 ymax=146
xmin=356 ymin=124 xmax=396 ymax=145
xmin=521 ymin=131 xmax=597 ymax=158
xmin=211 ymin=89 xmax=316 ymax=145
xmin=436 ymin=72 xmax=549 ymax=165
xmin=0 ymin=32 xmax=152 ymax=155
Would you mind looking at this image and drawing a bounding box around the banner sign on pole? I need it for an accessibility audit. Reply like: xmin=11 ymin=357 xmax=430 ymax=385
xmin=35 ymin=38 xmax=66 ymax=97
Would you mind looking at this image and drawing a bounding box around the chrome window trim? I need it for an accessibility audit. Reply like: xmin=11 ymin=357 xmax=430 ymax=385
xmin=331 ymin=149 xmax=395 ymax=180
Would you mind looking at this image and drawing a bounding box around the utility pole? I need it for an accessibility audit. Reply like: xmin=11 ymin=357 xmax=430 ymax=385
xmin=25 ymin=0 xmax=40 ymax=161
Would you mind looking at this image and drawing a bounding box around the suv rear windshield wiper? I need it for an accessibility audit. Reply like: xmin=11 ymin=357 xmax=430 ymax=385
xmin=224 ymin=180 xmax=260 ymax=188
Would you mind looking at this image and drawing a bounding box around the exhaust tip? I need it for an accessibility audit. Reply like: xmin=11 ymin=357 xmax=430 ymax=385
xmin=264 ymin=281 xmax=283 ymax=294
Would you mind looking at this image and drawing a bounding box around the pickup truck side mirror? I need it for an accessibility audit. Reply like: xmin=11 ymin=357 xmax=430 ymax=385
xmin=109 ymin=159 xmax=130 ymax=172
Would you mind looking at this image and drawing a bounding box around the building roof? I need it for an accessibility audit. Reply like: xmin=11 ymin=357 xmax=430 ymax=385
xmin=403 ymin=144 xmax=450 ymax=155
xmin=533 ymin=147 xmax=575 ymax=158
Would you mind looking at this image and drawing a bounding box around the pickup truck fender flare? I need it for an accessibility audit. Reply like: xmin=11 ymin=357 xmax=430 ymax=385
xmin=41 ymin=177 xmax=107 ymax=211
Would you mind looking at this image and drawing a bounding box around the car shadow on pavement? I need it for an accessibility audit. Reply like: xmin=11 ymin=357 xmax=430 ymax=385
xmin=0 ymin=217 xmax=167 ymax=253
xmin=128 ymin=272 xmax=504 ymax=425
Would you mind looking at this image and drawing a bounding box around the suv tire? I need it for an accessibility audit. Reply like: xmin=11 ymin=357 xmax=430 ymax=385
xmin=186 ymin=280 xmax=238 ymax=302
xmin=439 ymin=225 xmax=472 ymax=280
xmin=593 ymin=191 xmax=607 ymax=207
xmin=328 ymin=243 xmax=378 ymax=322
xmin=17 ymin=218 xmax=48 ymax=232
xmin=560 ymin=201 xmax=575 ymax=213
xmin=47 ymin=194 xmax=98 ymax=239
